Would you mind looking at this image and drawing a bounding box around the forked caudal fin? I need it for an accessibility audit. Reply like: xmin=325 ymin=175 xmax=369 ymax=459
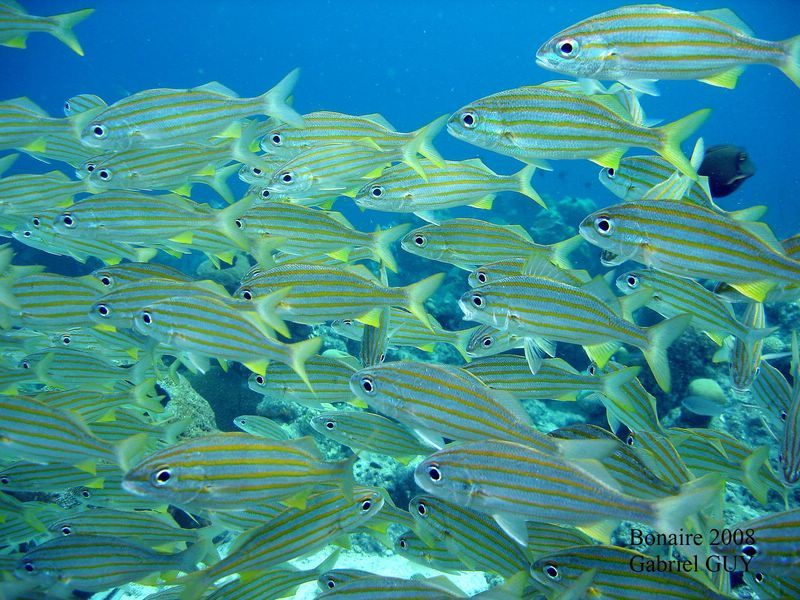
xmin=656 ymin=109 xmax=712 ymax=180
xmin=642 ymin=313 xmax=692 ymax=393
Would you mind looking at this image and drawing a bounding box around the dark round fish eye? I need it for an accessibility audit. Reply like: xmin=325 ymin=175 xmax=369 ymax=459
xmin=23 ymin=561 xmax=35 ymax=573
xmin=155 ymin=468 xmax=171 ymax=484
xmin=417 ymin=501 xmax=428 ymax=516
xmin=477 ymin=271 xmax=487 ymax=283
xmin=360 ymin=376 xmax=375 ymax=394
xmin=556 ymin=38 xmax=579 ymax=58
xmin=21 ymin=360 xmax=30 ymax=369
xmin=361 ymin=500 xmax=372 ymax=511
xmin=281 ymin=171 xmax=293 ymax=184
xmin=62 ymin=336 xmax=71 ymax=345
xmin=64 ymin=101 xmax=71 ymax=112
xmin=370 ymin=186 xmax=384 ymax=198
xmin=754 ymin=573 xmax=764 ymax=583
xmin=461 ymin=111 xmax=476 ymax=128
xmin=61 ymin=214 xmax=75 ymax=227
xmin=255 ymin=375 xmax=264 ymax=385
xmin=98 ymin=169 xmax=111 ymax=181
xmin=235 ymin=219 xmax=244 ymax=229
xmin=427 ymin=465 xmax=441 ymax=482
xmin=742 ymin=544 xmax=758 ymax=558
xmin=60 ymin=526 xmax=72 ymax=535
xmin=252 ymin=167 xmax=263 ymax=176
xmin=325 ymin=420 xmax=335 ymax=430
xmin=81 ymin=489 xmax=91 ymax=498
xmin=23 ymin=231 xmax=31 ymax=238
xmin=594 ymin=216 xmax=614 ymax=236
xmin=92 ymin=124 xmax=106 ymax=139
xmin=271 ymin=133 xmax=282 ymax=146
xmin=260 ymin=189 xmax=270 ymax=199
xmin=0 ymin=476 xmax=9 ymax=484
xmin=781 ymin=410 xmax=787 ymax=422
xmin=100 ymin=276 xmax=112 ymax=286
xmin=327 ymin=580 xmax=335 ymax=589
xmin=606 ymin=167 xmax=616 ymax=178
xmin=399 ymin=538 xmax=407 ymax=549
xmin=626 ymin=275 xmax=639 ymax=288
xmin=545 ymin=564 xmax=560 ymax=579
xmin=242 ymin=289 xmax=253 ymax=301
xmin=626 ymin=434 xmax=635 ymax=446
xmin=96 ymin=304 xmax=110 ymax=316
xmin=141 ymin=311 xmax=153 ymax=325
xmin=482 ymin=337 xmax=493 ymax=347
xmin=587 ymin=365 xmax=597 ymax=376
xmin=471 ymin=294 xmax=484 ymax=308
xmin=86 ymin=163 xmax=96 ymax=172
xmin=413 ymin=235 xmax=426 ymax=246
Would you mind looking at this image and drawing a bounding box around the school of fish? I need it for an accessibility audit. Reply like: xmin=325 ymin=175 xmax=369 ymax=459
xmin=0 ymin=1 xmax=799 ymax=599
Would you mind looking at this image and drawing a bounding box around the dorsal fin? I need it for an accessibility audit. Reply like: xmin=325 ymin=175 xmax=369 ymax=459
xmin=192 ymin=81 xmax=239 ymax=97
xmin=699 ymin=8 xmax=753 ymax=35
xmin=359 ymin=113 xmax=395 ymax=131
xmin=504 ymin=223 xmax=534 ymax=242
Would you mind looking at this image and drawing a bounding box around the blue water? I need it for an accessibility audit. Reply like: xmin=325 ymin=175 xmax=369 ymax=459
xmin=2 ymin=0 xmax=799 ymax=237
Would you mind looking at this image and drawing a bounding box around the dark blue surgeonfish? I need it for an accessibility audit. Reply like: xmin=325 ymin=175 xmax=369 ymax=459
xmin=698 ymin=144 xmax=755 ymax=197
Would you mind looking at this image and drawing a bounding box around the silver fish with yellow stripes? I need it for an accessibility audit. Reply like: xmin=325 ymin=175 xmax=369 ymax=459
xmin=465 ymin=324 xmax=525 ymax=359
xmin=536 ymin=5 xmax=800 ymax=90
xmin=0 ymin=97 xmax=73 ymax=153
xmin=530 ymin=545 xmax=729 ymax=600
xmin=779 ymin=335 xmax=800 ymax=485
xmin=90 ymin=262 xmax=191 ymax=290
xmin=52 ymin=191 xmax=248 ymax=249
xmin=616 ymin=269 xmax=774 ymax=347
xmin=350 ymin=360 xmax=607 ymax=458
xmin=729 ymin=302 xmax=767 ymax=394
xmin=265 ymin=143 xmax=391 ymax=197
xmin=63 ymin=93 xmax=106 ymax=117
xmin=34 ymin=383 xmax=163 ymax=423
xmin=0 ymin=461 xmax=105 ymax=493
xmin=360 ymin=305 xmax=390 ymax=367
xmin=14 ymin=534 xmax=204 ymax=595
xmin=176 ymin=488 xmax=383 ymax=597
xmin=247 ymin=353 xmax=356 ymax=408
xmin=130 ymin=293 xmax=321 ymax=382
xmin=600 ymin=154 xmax=712 ymax=206
xmin=231 ymin=200 xmax=410 ymax=271
xmin=311 ymin=410 xmax=434 ymax=463
xmin=0 ymin=170 xmax=86 ymax=215
xmin=233 ymin=415 xmax=289 ymax=440
xmin=236 ymin=262 xmax=443 ymax=332
xmin=401 ymin=217 xmax=582 ymax=271
xmin=0 ymin=2 xmax=93 ymax=55
xmin=588 ymin=361 xmax=665 ymax=435
xmin=261 ymin=110 xmax=446 ymax=178
xmin=751 ymin=360 xmax=792 ymax=433
xmin=713 ymin=508 xmax=800 ymax=575
xmin=80 ymin=70 xmax=302 ymax=150
xmin=409 ymin=494 xmax=531 ymax=577
xmin=354 ymin=158 xmax=545 ymax=218
xmin=18 ymin=347 xmax=151 ymax=391
xmin=44 ymin=326 xmax=148 ymax=365
xmin=392 ymin=529 xmax=466 ymax=573
xmin=415 ymin=439 xmax=722 ymax=545
xmin=463 ymin=354 xmax=639 ymax=402
xmin=447 ymin=84 xmax=709 ymax=178
xmin=122 ymin=432 xmax=353 ymax=511
xmin=316 ymin=574 xmax=467 ymax=599
xmin=460 ymin=274 xmax=689 ymax=392
xmin=580 ymin=199 xmax=800 ymax=302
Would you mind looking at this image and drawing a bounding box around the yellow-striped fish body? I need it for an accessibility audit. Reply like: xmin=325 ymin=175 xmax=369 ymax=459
xmin=580 ymin=199 xmax=800 ymax=302
xmin=536 ymin=5 xmax=800 ymax=90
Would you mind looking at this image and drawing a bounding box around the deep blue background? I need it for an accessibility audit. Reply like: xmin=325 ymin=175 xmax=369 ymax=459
xmin=2 ymin=0 xmax=798 ymax=237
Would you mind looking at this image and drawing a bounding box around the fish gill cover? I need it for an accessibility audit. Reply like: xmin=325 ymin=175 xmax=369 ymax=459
xmin=0 ymin=0 xmax=798 ymax=599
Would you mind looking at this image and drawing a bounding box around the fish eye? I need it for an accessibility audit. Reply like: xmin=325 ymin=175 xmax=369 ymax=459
xmin=754 ymin=573 xmax=764 ymax=583
xmin=412 ymin=234 xmax=426 ymax=247
xmin=360 ymin=499 xmax=372 ymax=511
xmin=0 ymin=476 xmax=8 ymax=484
xmin=325 ymin=420 xmax=335 ymax=430
xmin=343 ymin=319 xmax=353 ymax=326
xmin=606 ymin=167 xmax=616 ymax=179
xmin=416 ymin=501 xmax=428 ymax=516
xmin=280 ymin=171 xmax=294 ymax=184
xmin=21 ymin=360 xmax=30 ymax=369
xmin=781 ymin=410 xmax=787 ymax=422
xmin=556 ymin=37 xmax=579 ymax=58
xmin=251 ymin=167 xmax=263 ymax=176
xmin=742 ymin=544 xmax=758 ymax=558
xmin=370 ymin=185 xmax=384 ymax=198
xmin=399 ymin=538 xmax=408 ymax=549
xmin=544 ymin=563 xmax=561 ymax=580
xmin=22 ymin=230 xmax=32 ymax=238
xmin=99 ymin=276 xmax=112 ymax=286
xmin=85 ymin=162 xmax=96 ymax=173
xmin=80 ymin=488 xmax=91 ymax=498
xmin=482 ymin=336 xmax=493 ymax=347
xmin=154 ymin=467 xmax=172 ymax=485
xmin=241 ymin=289 xmax=253 ymax=301
xmin=22 ymin=561 xmax=35 ymax=573
xmin=470 ymin=293 xmax=485 ymax=308
xmin=626 ymin=434 xmax=635 ymax=446
xmin=359 ymin=375 xmax=375 ymax=395
xmin=271 ymin=133 xmax=282 ymax=146
xmin=98 ymin=169 xmax=112 ymax=181
xmin=255 ymin=375 xmax=265 ymax=385
xmin=738 ymin=152 xmax=748 ymax=162
xmin=379 ymin=353 xmax=385 ymax=363
xmin=477 ymin=271 xmax=487 ymax=284
xmin=140 ymin=310 xmax=153 ymax=325
xmin=64 ymin=101 xmax=71 ymax=112
xmin=61 ymin=335 xmax=71 ymax=345
xmin=460 ymin=111 xmax=477 ymax=129
xmin=426 ymin=464 xmax=442 ymax=482
xmin=234 ymin=219 xmax=244 ymax=229
xmin=625 ymin=274 xmax=639 ymax=288
xmin=593 ymin=216 xmax=614 ymax=236
xmin=326 ymin=580 xmax=336 ymax=589
xmin=61 ymin=214 xmax=76 ymax=228
xmin=260 ymin=189 xmax=270 ymax=199
xmin=91 ymin=124 xmax=107 ymax=139
xmin=60 ymin=526 xmax=72 ymax=535
xmin=587 ymin=365 xmax=597 ymax=376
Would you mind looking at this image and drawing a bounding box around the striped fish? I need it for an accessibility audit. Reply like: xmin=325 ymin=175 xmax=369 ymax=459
xmin=463 ymin=355 xmax=639 ymax=402
xmin=415 ymin=439 xmax=721 ymax=545
xmin=627 ymin=431 xmax=692 ymax=488
xmin=233 ymin=200 xmax=410 ymax=272
xmin=600 ymin=155 xmax=712 ymax=205
xmin=236 ymin=262 xmax=443 ymax=332
xmin=460 ymin=275 xmax=690 ymax=392
xmin=311 ymin=410 xmax=434 ymax=463
xmin=354 ymin=158 xmax=545 ymax=217
xmin=207 ymin=500 xmax=285 ymax=533
xmin=90 ymin=262 xmax=191 ymax=290
xmin=265 ymin=143 xmax=391 ymax=197
xmin=47 ymin=508 xmax=202 ymax=550
xmin=0 ymin=170 xmax=85 ymax=215
xmin=465 ymin=324 xmax=524 ymax=358
xmin=616 ymin=269 xmax=773 ymax=347
xmin=393 ymin=529 xmax=466 ymax=573
xmin=316 ymin=575 xmax=466 ymax=599
xmin=525 ymin=522 xmax=595 ymax=559
xmin=233 ymin=415 xmax=289 ymax=440
xmin=45 ymin=326 xmax=147 ymax=365
xmin=80 ymin=70 xmax=302 ymax=150
xmin=751 ymin=360 xmax=792 ymax=432
xmin=713 ymin=508 xmax=800 ymax=576
xmin=261 ymin=111 xmax=446 ymax=178
xmin=447 ymin=85 xmax=709 ymax=178
xmin=34 ymin=384 xmax=163 ymax=423
xmin=400 ymin=218 xmax=581 ymax=271
xmin=469 ymin=258 xmax=526 ymax=287
xmin=18 ymin=347 xmax=149 ymax=391
xmin=0 ymin=3 xmax=93 ymax=55
xmin=409 ymin=494 xmax=531 ymax=577
xmin=745 ymin=571 xmax=800 ymax=600
xmin=247 ymin=353 xmax=356 ymax=408
xmin=122 ymin=432 xmax=353 ymax=511
xmin=729 ymin=302 xmax=766 ymax=394
xmin=63 ymin=93 xmax=106 ymax=117
xmin=3 ymin=273 xmax=104 ymax=331
xmin=530 ymin=545 xmax=728 ymax=599
xmin=0 ymin=460 xmax=105 ymax=493
xmin=14 ymin=535 xmax=204 ymax=594
xmin=536 ymin=5 xmax=800 ymax=90
xmin=72 ymin=469 xmax=170 ymax=512
xmin=0 ymin=97 xmax=72 ymax=153
xmin=359 ymin=304 xmax=390 ymax=367
xmin=0 ymin=501 xmax=62 ymax=547
xmin=350 ymin=360 xmax=605 ymax=458
xmin=176 ymin=488 xmax=383 ymax=597
xmin=580 ymin=199 xmax=800 ymax=302
xmin=780 ymin=337 xmax=800 ymax=485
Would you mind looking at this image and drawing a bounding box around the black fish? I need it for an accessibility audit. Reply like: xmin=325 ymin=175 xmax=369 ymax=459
xmin=698 ymin=144 xmax=756 ymax=197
